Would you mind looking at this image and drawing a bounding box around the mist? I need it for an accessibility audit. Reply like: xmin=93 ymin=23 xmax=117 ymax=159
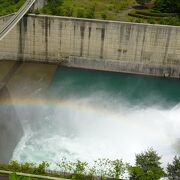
xmin=1 ymin=65 xmax=180 ymax=169
xmin=11 ymin=94 xmax=180 ymax=169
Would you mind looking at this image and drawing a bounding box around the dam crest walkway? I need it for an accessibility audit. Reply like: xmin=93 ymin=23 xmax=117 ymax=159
xmin=0 ymin=0 xmax=36 ymax=41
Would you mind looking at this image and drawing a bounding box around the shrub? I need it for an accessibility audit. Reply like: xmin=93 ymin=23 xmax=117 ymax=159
xmin=20 ymin=162 xmax=35 ymax=174
xmin=34 ymin=161 xmax=49 ymax=174
xmin=128 ymin=11 xmax=151 ymax=19
xmin=8 ymin=161 xmax=20 ymax=172
xmin=41 ymin=0 xmax=64 ymax=15
xmin=77 ymin=8 xmax=85 ymax=18
xmin=86 ymin=5 xmax=95 ymax=19
xmin=147 ymin=18 xmax=156 ymax=24
xmin=101 ymin=13 xmax=107 ymax=20
xmin=62 ymin=6 xmax=73 ymax=17
xmin=135 ymin=10 xmax=177 ymax=17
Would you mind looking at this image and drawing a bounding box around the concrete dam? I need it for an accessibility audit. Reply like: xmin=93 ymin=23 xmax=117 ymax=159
xmin=1 ymin=8 xmax=180 ymax=168
xmin=0 ymin=14 xmax=180 ymax=78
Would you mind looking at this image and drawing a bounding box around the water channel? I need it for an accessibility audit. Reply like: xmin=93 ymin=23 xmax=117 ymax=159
xmin=0 ymin=61 xmax=180 ymax=168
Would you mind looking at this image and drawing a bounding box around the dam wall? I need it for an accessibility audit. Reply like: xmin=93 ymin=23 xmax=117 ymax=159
xmin=0 ymin=14 xmax=180 ymax=78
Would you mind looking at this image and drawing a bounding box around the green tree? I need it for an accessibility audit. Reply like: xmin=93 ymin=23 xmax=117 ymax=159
xmin=167 ymin=156 xmax=180 ymax=180
xmin=108 ymin=159 xmax=126 ymax=180
xmin=94 ymin=158 xmax=111 ymax=179
xmin=57 ymin=158 xmax=73 ymax=177
xmin=128 ymin=148 xmax=165 ymax=180
xmin=20 ymin=162 xmax=35 ymax=173
xmin=41 ymin=0 xmax=64 ymax=15
xmin=34 ymin=161 xmax=49 ymax=174
xmin=8 ymin=161 xmax=20 ymax=172
xmin=71 ymin=160 xmax=88 ymax=180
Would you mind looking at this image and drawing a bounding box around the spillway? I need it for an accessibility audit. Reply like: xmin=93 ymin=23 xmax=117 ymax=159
xmin=0 ymin=64 xmax=180 ymax=168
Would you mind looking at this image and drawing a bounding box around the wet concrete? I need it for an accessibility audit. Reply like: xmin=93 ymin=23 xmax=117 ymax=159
xmin=7 ymin=62 xmax=57 ymax=98
xmin=0 ymin=84 xmax=23 ymax=163
xmin=0 ymin=61 xmax=57 ymax=163
xmin=0 ymin=61 xmax=16 ymax=82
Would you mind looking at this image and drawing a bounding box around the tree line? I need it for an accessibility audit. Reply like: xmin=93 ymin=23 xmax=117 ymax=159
xmin=0 ymin=148 xmax=179 ymax=179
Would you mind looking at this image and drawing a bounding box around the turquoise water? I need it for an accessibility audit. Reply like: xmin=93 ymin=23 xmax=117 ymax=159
xmin=12 ymin=67 xmax=180 ymax=168
xmin=51 ymin=67 xmax=180 ymax=107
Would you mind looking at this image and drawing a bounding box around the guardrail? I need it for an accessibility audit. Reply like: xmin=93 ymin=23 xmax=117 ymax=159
xmin=0 ymin=170 xmax=68 ymax=180
xmin=0 ymin=0 xmax=36 ymax=41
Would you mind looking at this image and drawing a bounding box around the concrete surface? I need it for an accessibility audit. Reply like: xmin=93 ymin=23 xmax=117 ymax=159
xmin=0 ymin=14 xmax=180 ymax=78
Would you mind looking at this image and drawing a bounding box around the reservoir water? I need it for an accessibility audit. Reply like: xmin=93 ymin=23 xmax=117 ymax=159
xmin=0 ymin=63 xmax=180 ymax=168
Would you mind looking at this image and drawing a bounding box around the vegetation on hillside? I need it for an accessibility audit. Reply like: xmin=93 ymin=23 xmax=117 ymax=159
xmin=41 ymin=0 xmax=135 ymax=20
xmin=0 ymin=0 xmax=179 ymax=26
xmin=0 ymin=0 xmax=25 ymax=16
xmin=0 ymin=149 xmax=180 ymax=179
xmin=128 ymin=9 xmax=180 ymax=26
xmin=40 ymin=0 xmax=180 ymax=25
xmin=154 ymin=0 xmax=180 ymax=13
xmin=128 ymin=0 xmax=180 ymax=26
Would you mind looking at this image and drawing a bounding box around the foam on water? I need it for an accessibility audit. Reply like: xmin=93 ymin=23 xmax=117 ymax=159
xmin=5 ymin=66 xmax=179 ymax=169
xmin=11 ymin=95 xmax=180 ymax=169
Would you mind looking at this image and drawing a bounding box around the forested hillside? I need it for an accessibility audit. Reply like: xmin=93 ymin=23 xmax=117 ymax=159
xmin=0 ymin=0 xmax=25 ymax=16
xmin=128 ymin=0 xmax=180 ymax=25
xmin=40 ymin=0 xmax=180 ymax=25
xmin=154 ymin=0 xmax=180 ymax=13
xmin=0 ymin=0 xmax=179 ymax=25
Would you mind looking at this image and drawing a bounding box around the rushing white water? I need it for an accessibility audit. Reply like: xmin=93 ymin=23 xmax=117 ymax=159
xmin=12 ymin=94 xmax=180 ymax=169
